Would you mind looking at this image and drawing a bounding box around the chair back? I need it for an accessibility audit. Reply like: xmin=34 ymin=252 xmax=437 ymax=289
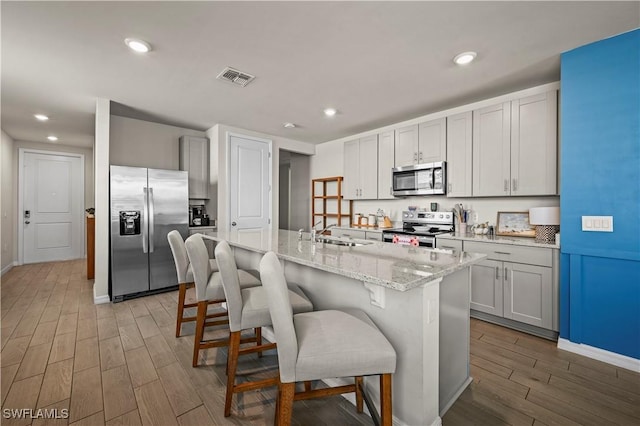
xmin=259 ymin=252 xmax=298 ymax=383
xmin=214 ymin=240 xmax=243 ymax=332
xmin=184 ymin=234 xmax=212 ymax=301
xmin=167 ymin=230 xmax=189 ymax=284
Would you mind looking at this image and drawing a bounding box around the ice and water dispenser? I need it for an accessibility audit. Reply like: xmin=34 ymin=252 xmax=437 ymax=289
xmin=119 ymin=211 xmax=141 ymax=235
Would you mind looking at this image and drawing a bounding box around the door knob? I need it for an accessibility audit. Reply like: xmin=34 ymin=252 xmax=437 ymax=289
xmin=25 ymin=221 xmax=30 ymax=224
xmin=231 ymin=221 xmax=237 ymax=227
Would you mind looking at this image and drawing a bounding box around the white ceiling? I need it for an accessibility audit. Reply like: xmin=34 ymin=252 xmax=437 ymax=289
xmin=2 ymin=2 xmax=638 ymax=149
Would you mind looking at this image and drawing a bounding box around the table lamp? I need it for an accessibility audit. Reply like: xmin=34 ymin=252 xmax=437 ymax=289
xmin=529 ymin=207 xmax=560 ymax=244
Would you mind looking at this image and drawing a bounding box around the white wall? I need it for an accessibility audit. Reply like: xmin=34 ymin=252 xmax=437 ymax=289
xmin=110 ymin=115 xmax=205 ymax=170
xmin=1 ymin=130 xmax=15 ymax=273
xmin=288 ymin=153 xmax=310 ymax=231
xmin=207 ymin=124 xmax=315 ymax=231
xmin=94 ymin=99 xmax=111 ymax=303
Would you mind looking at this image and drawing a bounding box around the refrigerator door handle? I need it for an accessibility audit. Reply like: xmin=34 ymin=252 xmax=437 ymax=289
xmin=148 ymin=187 xmax=155 ymax=253
xmin=142 ymin=187 xmax=149 ymax=254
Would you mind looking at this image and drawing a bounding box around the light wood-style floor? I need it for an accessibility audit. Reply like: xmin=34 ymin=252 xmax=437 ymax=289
xmin=1 ymin=260 xmax=639 ymax=426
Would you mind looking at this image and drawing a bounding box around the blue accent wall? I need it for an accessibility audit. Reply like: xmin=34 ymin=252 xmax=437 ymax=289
xmin=560 ymin=29 xmax=640 ymax=359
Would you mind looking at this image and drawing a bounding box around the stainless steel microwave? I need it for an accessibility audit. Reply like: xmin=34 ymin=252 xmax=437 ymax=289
xmin=392 ymin=161 xmax=446 ymax=196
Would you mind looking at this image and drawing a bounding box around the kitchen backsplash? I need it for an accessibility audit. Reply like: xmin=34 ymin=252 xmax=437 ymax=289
xmin=350 ymin=196 xmax=559 ymax=228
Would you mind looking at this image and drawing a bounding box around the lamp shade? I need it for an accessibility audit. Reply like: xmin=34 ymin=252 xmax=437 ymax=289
xmin=529 ymin=207 xmax=560 ymax=225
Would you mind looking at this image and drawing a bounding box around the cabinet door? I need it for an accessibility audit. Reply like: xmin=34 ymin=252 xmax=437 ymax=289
xmin=332 ymin=228 xmax=366 ymax=239
xmin=470 ymin=259 xmax=503 ymax=316
xmin=503 ymin=262 xmax=552 ymax=329
xmin=377 ymin=131 xmax=395 ymax=199
xmin=418 ymin=118 xmax=446 ymax=163
xmin=343 ymin=139 xmax=360 ymax=200
xmin=446 ymin=111 xmax=473 ymax=197
xmin=394 ymin=124 xmax=419 ymax=167
xmin=180 ymin=136 xmax=209 ymax=199
xmin=364 ymin=231 xmax=383 ymax=241
xmin=473 ymin=102 xmax=511 ymax=196
xmin=511 ymin=91 xmax=558 ymax=196
xmin=359 ymin=135 xmax=379 ymax=199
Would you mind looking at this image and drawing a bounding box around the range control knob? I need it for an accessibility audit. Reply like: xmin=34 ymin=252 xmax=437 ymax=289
xmin=439 ymin=214 xmax=444 ymax=218
xmin=403 ymin=212 xmax=409 ymax=219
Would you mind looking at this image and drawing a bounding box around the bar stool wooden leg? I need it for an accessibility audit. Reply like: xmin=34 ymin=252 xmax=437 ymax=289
xmin=355 ymin=376 xmax=364 ymax=413
xmin=176 ymin=283 xmax=187 ymax=337
xmin=224 ymin=331 xmax=241 ymax=417
xmin=192 ymin=301 xmax=207 ymax=367
xmin=276 ymin=382 xmax=295 ymax=426
xmin=255 ymin=327 xmax=263 ymax=357
xmin=380 ymin=374 xmax=392 ymax=426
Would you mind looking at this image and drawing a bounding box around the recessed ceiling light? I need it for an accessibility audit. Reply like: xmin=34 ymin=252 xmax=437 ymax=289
xmin=453 ymin=51 xmax=477 ymax=65
xmin=283 ymin=122 xmax=296 ymax=128
xmin=47 ymin=135 xmax=58 ymax=141
xmin=125 ymin=38 xmax=152 ymax=53
xmin=324 ymin=108 xmax=337 ymax=117
xmin=34 ymin=114 xmax=49 ymax=121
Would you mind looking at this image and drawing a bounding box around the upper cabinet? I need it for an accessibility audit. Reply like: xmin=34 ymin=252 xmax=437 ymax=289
xmin=179 ymin=136 xmax=209 ymax=199
xmin=343 ymin=135 xmax=378 ymax=200
xmin=394 ymin=124 xmax=419 ymax=166
xmin=472 ymin=90 xmax=558 ymax=197
xmin=377 ymin=131 xmax=395 ymax=199
xmin=418 ymin=118 xmax=447 ymax=164
xmin=510 ymin=91 xmax=558 ymax=196
xmin=446 ymin=111 xmax=473 ymax=197
xmin=394 ymin=119 xmax=446 ymax=167
xmin=472 ymin=102 xmax=512 ymax=196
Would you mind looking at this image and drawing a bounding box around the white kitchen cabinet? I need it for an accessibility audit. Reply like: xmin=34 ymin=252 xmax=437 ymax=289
xmin=511 ymin=91 xmax=558 ymax=196
xmin=472 ymin=91 xmax=558 ymax=197
xmin=435 ymin=238 xmax=463 ymax=251
xmin=394 ymin=124 xmax=419 ymax=167
xmin=394 ymin=120 xmax=445 ymax=167
xmin=472 ymin=102 xmax=511 ymax=196
xmin=377 ymin=130 xmax=395 ymax=199
xmin=179 ymin=136 xmax=209 ymax=199
xmin=446 ymin=111 xmax=473 ymax=197
xmin=343 ymin=135 xmax=378 ymax=200
xmin=504 ymin=262 xmax=552 ymax=329
xmin=465 ymin=240 xmax=556 ymax=333
xmin=470 ymin=259 xmax=504 ymax=316
xmin=418 ymin=118 xmax=446 ymax=163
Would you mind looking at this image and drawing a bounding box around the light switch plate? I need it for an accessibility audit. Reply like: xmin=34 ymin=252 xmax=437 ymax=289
xmin=582 ymin=216 xmax=613 ymax=232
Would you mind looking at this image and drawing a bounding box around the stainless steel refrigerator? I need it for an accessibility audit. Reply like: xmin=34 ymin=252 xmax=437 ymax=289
xmin=110 ymin=165 xmax=188 ymax=301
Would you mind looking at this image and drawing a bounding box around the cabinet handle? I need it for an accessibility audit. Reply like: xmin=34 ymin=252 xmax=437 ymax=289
xmin=419 ymin=152 xmax=423 ymax=161
xmin=390 ymin=186 xmax=393 ymax=195
xmin=448 ymin=183 xmax=452 ymax=192
xmin=441 ymin=245 xmax=455 ymax=249
xmin=504 ymin=267 xmax=508 ymax=279
xmin=495 ymin=266 xmax=500 ymax=280
xmin=495 ymin=251 xmax=511 ymax=255
xmin=512 ymin=178 xmax=517 ymax=192
xmin=413 ymin=152 xmax=418 ymax=162
xmin=504 ymin=179 xmax=509 ymax=192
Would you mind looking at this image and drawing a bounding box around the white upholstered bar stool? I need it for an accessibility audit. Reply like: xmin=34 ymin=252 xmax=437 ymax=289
xmin=184 ymin=234 xmax=261 ymax=367
xmin=260 ymin=251 xmax=397 ymax=426
xmin=168 ymin=230 xmax=221 ymax=337
xmin=215 ymin=240 xmax=314 ymax=417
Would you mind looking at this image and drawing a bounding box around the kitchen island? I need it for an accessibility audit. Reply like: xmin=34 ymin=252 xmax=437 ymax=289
xmin=200 ymin=229 xmax=485 ymax=426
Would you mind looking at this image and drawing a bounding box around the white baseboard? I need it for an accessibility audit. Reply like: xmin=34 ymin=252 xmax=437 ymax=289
xmin=558 ymin=338 xmax=640 ymax=372
xmin=1 ymin=261 xmax=18 ymax=276
xmin=93 ymin=283 xmax=110 ymax=305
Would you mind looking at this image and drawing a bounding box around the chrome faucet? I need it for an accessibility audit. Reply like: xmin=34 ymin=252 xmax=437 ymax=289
xmin=316 ymin=223 xmax=337 ymax=238
xmin=310 ymin=220 xmax=323 ymax=242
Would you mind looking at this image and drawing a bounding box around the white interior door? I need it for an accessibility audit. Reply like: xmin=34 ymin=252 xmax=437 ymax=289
xmin=229 ymin=134 xmax=271 ymax=232
xmin=21 ymin=151 xmax=84 ymax=263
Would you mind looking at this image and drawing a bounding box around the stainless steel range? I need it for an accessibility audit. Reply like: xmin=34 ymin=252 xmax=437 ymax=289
xmin=382 ymin=210 xmax=454 ymax=248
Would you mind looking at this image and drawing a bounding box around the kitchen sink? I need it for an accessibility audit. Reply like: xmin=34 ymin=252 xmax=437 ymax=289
xmin=315 ymin=236 xmax=373 ymax=247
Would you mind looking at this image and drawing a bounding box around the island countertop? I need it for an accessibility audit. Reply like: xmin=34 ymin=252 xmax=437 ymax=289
xmin=198 ymin=229 xmax=485 ymax=292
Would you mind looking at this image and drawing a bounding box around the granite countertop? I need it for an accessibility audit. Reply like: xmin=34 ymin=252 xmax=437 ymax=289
xmin=198 ymin=229 xmax=485 ymax=292
xmin=438 ymin=232 xmax=560 ymax=249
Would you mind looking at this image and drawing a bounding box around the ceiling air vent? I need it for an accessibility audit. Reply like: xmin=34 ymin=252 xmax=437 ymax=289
xmin=216 ymin=67 xmax=255 ymax=87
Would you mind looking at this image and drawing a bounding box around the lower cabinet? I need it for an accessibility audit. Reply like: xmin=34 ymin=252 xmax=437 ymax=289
xmin=331 ymin=228 xmax=382 ymax=241
xmin=465 ymin=240 xmax=557 ymax=333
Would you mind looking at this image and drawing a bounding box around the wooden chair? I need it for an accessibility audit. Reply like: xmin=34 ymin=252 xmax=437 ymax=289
xmin=214 ymin=240 xmax=313 ymax=417
xmin=259 ymin=251 xmax=397 ymax=426
xmin=184 ymin=234 xmax=261 ymax=367
xmin=168 ymin=230 xmax=221 ymax=337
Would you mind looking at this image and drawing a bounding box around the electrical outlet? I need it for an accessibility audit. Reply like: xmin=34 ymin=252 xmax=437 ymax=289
xmin=582 ymin=216 xmax=613 ymax=232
